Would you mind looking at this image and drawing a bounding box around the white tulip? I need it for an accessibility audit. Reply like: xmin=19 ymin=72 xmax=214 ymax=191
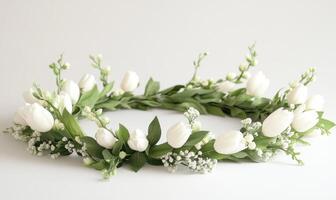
xmin=216 ymin=81 xmax=235 ymax=93
xmin=62 ymin=80 xmax=80 ymax=104
xmin=262 ymin=108 xmax=294 ymax=137
xmin=23 ymin=88 xmax=38 ymax=104
xmin=79 ymin=74 xmax=96 ymax=92
xmin=167 ymin=122 xmax=192 ymax=148
xmin=305 ymin=95 xmax=324 ymax=111
xmin=95 ymin=128 xmax=117 ymax=149
xmin=120 ymin=71 xmax=140 ymax=92
xmin=127 ymin=129 xmax=149 ymax=152
xmin=246 ymin=71 xmax=270 ymax=97
xmin=53 ymin=92 xmax=72 ymax=113
xmin=287 ymin=84 xmax=308 ymax=105
xmin=20 ymin=103 xmax=54 ymax=132
xmin=292 ymin=110 xmax=319 ymax=133
xmin=214 ymin=130 xmax=246 ymax=154
xmin=13 ymin=106 xmax=27 ymax=125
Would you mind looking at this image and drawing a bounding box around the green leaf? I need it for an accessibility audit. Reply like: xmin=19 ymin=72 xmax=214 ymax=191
xmin=205 ymin=105 xmax=226 ymax=117
xmin=129 ymin=152 xmax=147 ymax=172
xmin=61 ymin=109 xmax=84 ymax=138
xmin=89 ymin=160 xmax=108 ymax=170
xmin=102 ymin=149 xmax=113 ymax=161
xmin=77 ymin=85 xmax=100 ymax=107
xmin=230 ymin=107 xmax=247 ymax=118
xmin=96 ymin=100 xmax=120 ymax=110
xmin=183 ymin=131 xmax=209 ymax=148
xmin=147 ymin=116 xmax=161 ymax=145
xmin=117 ymin=124 xmax=130 ymax=143
xmin=112 ymin=140 xmax=123 ymax=155
xmin=317 ymin=118 xmax=336 ymax=134
xmin=99 ymin=82 xmax=114 ymax=99
xmin=80 ymin=136 xmax=104 ymax=159
xmin=149 ymin=142 xmax=173 ymax=159
xmin=144 ymin=78 xmax=160 ymax=96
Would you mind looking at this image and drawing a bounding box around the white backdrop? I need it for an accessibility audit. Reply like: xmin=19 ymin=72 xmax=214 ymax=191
xmin=0 ymin=0 xmax=335 ymax=199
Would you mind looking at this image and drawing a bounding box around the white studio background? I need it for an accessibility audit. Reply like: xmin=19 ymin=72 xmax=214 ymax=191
xmin=0 ymin=0 xmax=335 ymax=199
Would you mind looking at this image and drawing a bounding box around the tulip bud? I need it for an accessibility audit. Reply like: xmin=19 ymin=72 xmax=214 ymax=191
xmin=13 ymin=106 xmax=27 ymax=125
xmin=62 ymin=80 xmax=80 ymax=104
xmin=246 ymin=71 xmax=270 ymax=97
xmin=23 ymin=88 xmax=38 ymax=104
xmin=226 ymin=72 xmax=237 ymax=81
xmin=127 ymin=129 xmax=149 ymax=152
xmin=214 ymin=130 xmax=246 ymax=154
xmin=292 ymin=110 xmax=319 ymax=133
xmin=305 ymin=95 xmax=324 ymax=111
xmin=79 ymin=74 xmax=96 ymax=92
xmin=287 ymin=84 xmax=308 ymax=105
xmin=167 ymin=122 xmax=192 ymax=148
xmin=216 ymin=81 xmax=235 ymax=93
xmin=120 ymin=71 xmax=140 ymax=92
xmin=20 ymin=103 xmax=54 ymax=132
xmin=95 ymin=128 xmax=117 ymax=149
xmin=262 ymin=108 xmax=294 ymax=137
xmin=53 ymin=92 xmax=72 ymax=113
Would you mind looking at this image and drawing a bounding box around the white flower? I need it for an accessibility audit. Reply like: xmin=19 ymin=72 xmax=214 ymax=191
xmin=216 ymin=81 xmax=235 ymax=93
xmin=262 ymin=108 xmax=294 ymax=137
xmin=53 ymin=92 xmax=72 ymax=113
xmin=79 ymin=74 xmax=96 ymax=92
xmin=120 ymin=71 xmax=139 ymax=92
xmin=305 ymin=95 xmax=324 ymax=111
xmin=62 ymin=80 xmax=80 ymax=104
xmin=287 ymin=84 xmax=308 ymax=105
xmin=292 ymin=110 xmax=319 ymax=133
xmin=95 ymin=128 xmax=117 ymax=149
xmin=127 ymin=129 xmax=149 ymax=152
xmin=167 ymin=122 xmax=192 ymax=148
xmin=13 ymin=106 xmax=27 ymax=125
xmin=20 ymin=103 xmax=54 ymax=132
xmin=246 ymin=71 xmax=270 ymax=97
xmin=22 ymin=88 xmax=38 ymax=104
xmin=214 ymin=130 xmax=246 ymax=154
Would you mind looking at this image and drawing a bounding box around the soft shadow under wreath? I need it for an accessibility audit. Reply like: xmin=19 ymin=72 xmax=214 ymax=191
xmin=4 ymin=44 xmax=335 ymax=179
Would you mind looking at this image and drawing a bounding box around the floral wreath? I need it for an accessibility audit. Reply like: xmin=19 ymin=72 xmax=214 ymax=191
xmin=4 ymin=45 xmax=335 ymax=179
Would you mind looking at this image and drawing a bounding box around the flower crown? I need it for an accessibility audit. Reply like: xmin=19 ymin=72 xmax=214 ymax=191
xmin=4 ymin=44 xmax=335 ymax=179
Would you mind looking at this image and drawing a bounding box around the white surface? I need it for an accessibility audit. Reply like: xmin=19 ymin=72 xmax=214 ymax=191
xmin=1 ymin=0 xmax=336 ymax=199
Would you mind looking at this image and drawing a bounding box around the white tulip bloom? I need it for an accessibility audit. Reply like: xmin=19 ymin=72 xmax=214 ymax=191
xmin=167 ymin=122 xmax=192 ymax=148
xmin=214 ymin=130 xmax=246 ymax=154
xmin=62 ymin=80 xmax=80 ymax=104
xmin=262 ymin=108 xmax=294 ymax=137
xmin=305 ymin=95 xmax=324 ymax=111
xmin=292 ymin=110 xmax=319 ymax=133
xmin=23 ymin=88 xmax=38 ymax=104
xmin=53 ymin=92 xmax=72 ymax=113
xmin=95 ymin=128 xmax=117 ymax=149
xmin=127 ymin=129 xmax=149 ymax=152
xmin=287 ymin=84 xmax=308 ymax=105
xmin=20 ymin=103 xmax=54 ymax=132
xmin=216 ymin=81 xmax=236 ymax=93
xmin=120 ymin=71 xmax=140 ymax=92
xmin=246 ymin=71 xmax=270 ymax=97
xmin=79 ymin=74 xmax=96 ymax=92
xmin=13 ymin=106 xmax=27 ymax=125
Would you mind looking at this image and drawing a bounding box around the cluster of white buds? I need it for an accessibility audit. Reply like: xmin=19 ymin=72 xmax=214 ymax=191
xmin=183 ymin=107 xmax=202 ymax=131
xmin=194 ymin=132 xmax=215 ymax=150
xmin=89 ymin=54 xmax=111 ymax=86
xmin=54 ymin=119 xmax=65 ymax=131
xmin=254 ymin=148 xmax=274 ymax=161
xmin=82 ymin=106 xmax=110 ymax=127
xmin=62 ymin=137 xmax=76 ymax=153
xmin=161 ymin=150 xmax=217 ymax=173
xmin=3 ymin=125 xmax=29 ymax=141
xmin=241 ymin=118 xmax=262 ymax=150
